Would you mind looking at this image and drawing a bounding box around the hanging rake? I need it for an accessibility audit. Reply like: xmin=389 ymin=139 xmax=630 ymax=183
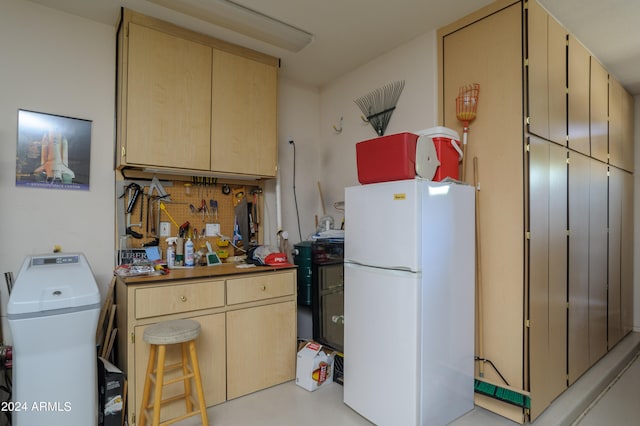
xmin=354 ymin=80 xmax=405 ymax=136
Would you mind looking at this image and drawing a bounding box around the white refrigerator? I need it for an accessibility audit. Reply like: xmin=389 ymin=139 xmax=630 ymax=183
xmin=343 ymin=179 xmax=475 ymax=426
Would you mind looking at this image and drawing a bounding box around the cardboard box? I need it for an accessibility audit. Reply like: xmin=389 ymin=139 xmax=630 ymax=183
xmin=296 ymin=341 xmax=335 ymax=391
xmin=98 ymin=357 xmax=126 ymax=426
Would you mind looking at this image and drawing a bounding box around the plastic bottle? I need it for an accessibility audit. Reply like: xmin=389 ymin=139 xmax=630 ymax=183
xmin=166 ymin=237 xmax=177 ymax=268
xmin=185 ymin=237 xmax=195 ymax=267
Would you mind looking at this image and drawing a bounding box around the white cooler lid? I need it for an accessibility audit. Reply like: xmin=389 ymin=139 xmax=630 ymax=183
xmin=415 ymin=126 xmax=460 ymax=140
xmin=7 ymin=253 xmax=101 ymax=318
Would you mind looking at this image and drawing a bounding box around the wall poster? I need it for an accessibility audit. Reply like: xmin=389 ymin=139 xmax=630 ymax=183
xmin=15 ymin=109 xmax=92 ymax=190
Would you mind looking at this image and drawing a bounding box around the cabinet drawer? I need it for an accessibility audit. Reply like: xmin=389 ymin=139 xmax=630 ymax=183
xmin=227 ymin=272 xmax=294 ymax=305
xmin=135 ymin=280 xmax=224 ymax=319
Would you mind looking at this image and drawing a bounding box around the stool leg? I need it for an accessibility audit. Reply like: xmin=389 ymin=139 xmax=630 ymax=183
xmin=181 ymin=342 xmax=194 ymax=413
xmin=138 ymin=344 xmax=157 ymax=426
xmin=188 ymin=340 xmax=209 ymax=426
xmin=152 ymin=344 xmax=167 ymax=426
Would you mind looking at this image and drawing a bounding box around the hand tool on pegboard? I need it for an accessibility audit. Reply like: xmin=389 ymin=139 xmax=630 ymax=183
xmin=119 ymin=183 xmax=143 ymax=239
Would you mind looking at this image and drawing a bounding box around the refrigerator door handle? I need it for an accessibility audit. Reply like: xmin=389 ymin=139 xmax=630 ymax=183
xmin=345 ymin=260 xmax=417 ymax=274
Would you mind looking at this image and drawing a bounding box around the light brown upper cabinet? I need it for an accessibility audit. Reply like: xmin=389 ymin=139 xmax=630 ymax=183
xmin=122 ymin=22 xmax=212 ymax=171
xmin=610 ymin=76 xmax=635 ymax=172
xmin=527 ymin=0 xmax=567 ymax=145
xmin=568 ymin=35 xmax=591 ymax=156
xmin=211 ymin=50 xmax=278 ymax=177
xmin=116 ymin=9 xmax=279 ymax=179
xmin=590 ymin=58 xmax=608 ymax=162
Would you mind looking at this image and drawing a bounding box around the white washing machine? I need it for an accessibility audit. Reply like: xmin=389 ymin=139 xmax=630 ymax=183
xmin=7 ymin=253 xmax=101 ymax=426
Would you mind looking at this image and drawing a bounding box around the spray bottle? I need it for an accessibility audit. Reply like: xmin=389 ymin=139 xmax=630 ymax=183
xmin=166 ymin=237 xmax=177 ymax=268
xmin=185 ymin=236 xmax=195 ymax=267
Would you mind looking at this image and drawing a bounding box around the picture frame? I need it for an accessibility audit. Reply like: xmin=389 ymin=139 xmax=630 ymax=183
xmin=15 ymin=109 xmax=92 ymax=190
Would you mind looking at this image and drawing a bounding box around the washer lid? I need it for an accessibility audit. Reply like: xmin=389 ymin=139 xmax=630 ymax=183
xmin=7 ymin=253 xmax=100 ymax=317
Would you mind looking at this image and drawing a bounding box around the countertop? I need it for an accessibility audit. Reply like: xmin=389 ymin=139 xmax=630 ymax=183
xmin=119 ymin=263 xmax=296 ymax=285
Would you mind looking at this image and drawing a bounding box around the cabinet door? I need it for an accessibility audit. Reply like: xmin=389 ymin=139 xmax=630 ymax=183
xmin=588 ymin=160 xmax=607 ymax=364
xmin=126 ymin=23 xmax=212 ymax=170
xmin=528 ymin=137 xmax=567 ymax=420
xmin=133 ymin=313 xmax=226 ymax=424
xmin=609 ymin=78 xmax=624 ymax=168
xmin=608 ymin=167 xmax=623 ymax=347
xmin=211 ymin=49 xmax=277 ymax=177
xmin=620 ymin=170 xmax=634 ymax=334
xmin=621 ymin=87 xmax=635 ymax=172
xmin=568 ymin=151 xmax=590 ymax=384
xmin=590 ymin=59 xmax=608 ymax=162
xmin=527 ymin=1 xmax=566 ymax=144
xmin=226 ymin=301 xmax=296 ymax=399
xmin=568 ymin=36 xmax=590 ymax=156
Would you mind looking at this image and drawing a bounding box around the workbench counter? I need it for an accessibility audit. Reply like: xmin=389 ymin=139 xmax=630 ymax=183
xmin=119 ymin=263 xmax=296 ymax=284
xmin=115 ymin=264 xmax=297 ymax=425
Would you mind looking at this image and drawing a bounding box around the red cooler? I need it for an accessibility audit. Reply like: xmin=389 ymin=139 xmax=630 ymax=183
xmin=356 ymin=132 xmax=418 ymax=184
xmin=355 ymin=128 xmax=461 ymax=184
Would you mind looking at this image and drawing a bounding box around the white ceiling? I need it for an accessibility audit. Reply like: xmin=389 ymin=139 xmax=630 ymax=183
xmin=26 ymin=0 xmax=640 ymax=95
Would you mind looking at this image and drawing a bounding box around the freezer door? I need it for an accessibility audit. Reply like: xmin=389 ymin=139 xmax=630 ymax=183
xmin=343 ymin=263 xmax=421 ymax=425
xmin=345 ymin=180 xmax=421 ymax=271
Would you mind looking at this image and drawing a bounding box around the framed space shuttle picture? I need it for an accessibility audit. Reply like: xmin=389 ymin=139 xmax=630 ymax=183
xmin=15 ymin=109 xmax=92 ymax=190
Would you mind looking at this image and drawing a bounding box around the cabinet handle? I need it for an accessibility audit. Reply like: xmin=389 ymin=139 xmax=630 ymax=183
xmin=261 ymin=285 xmax=266 ymax=291
xmin=180 ymin=296 xmax=187 ymax=302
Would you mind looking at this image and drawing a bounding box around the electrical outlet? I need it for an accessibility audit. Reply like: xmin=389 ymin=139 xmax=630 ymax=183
xmin=206 ymin=223 xmax=220 ymax=236
xmin=159 ymin=222 xmax=171 ymax=237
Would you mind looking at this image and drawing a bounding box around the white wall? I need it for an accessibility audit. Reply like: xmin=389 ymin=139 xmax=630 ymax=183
xmin=0 ymin=0 xmax=116 ymax=342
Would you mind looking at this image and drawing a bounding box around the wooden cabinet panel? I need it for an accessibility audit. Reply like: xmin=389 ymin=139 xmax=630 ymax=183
xmin=621 ymin=88 xmax=635 ymax=172
xmin=227 ymin=272 xmax=295 ymax=305
xmin=527 ymin=0 xmax=548 ymax=140
xmin=547 ymin=15 xmax=567 ymax=144
xmin=133 ymin=313 xmax=226 ymax=424
xmin=590 ymin=59 xmax=608 ymax=162
xmin=441 ymin=3 xmax=524 ymax=422
xmin=126 ymin=23 xmax=212 ymax=170
xmin=135 ymin=280 xmax=225 ymax=319
xmin=620 ymin=171 xmax=634 ymax=334
xmin=226 ymin=301 xmax=297 ymax=399
xmin=528 ymin=137 xmax=568 ymax=420
xmin=568 ymin=151 xmax=589 ymax=384
xmin=588 ymin=160 xmax=608 ymax=363
xmin=608 ymin=167 xmax=623 ymax=347
xmin=609 ymin=78 xmax=624 ymax=167
xmin=211 ymin=49 xmax=278 ymax=177
xmin=527 ymin=1 xmax=567 ymax=144
xmin=568 ymin=36 xmax=590 ymax=156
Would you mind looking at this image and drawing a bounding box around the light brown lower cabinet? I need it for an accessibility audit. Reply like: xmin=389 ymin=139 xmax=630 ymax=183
xmin=116 ymin=269 xmax=297 ymax=425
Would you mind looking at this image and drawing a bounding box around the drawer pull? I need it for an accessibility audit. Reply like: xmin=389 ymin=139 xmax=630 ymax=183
xmin=180 ymin=296 xmax=187 ymax=302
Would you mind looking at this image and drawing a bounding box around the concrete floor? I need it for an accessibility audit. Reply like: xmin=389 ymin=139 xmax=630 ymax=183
xmin=175 ymin=331 xmax=640 ymax=426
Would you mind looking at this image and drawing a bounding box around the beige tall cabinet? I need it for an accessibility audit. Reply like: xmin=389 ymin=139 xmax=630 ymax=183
xmin=438 ymin=0 xmax=634 ymax=422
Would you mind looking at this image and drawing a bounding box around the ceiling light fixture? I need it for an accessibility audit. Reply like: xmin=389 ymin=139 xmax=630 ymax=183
xmin=146 ymin=0 xmax=314 ymax=52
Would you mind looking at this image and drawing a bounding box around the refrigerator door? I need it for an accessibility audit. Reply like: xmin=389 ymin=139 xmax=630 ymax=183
xmin=345 ymin=179 xmax=421 ymax=272
xmin=343 ymin=262 xmax=421 ymax=425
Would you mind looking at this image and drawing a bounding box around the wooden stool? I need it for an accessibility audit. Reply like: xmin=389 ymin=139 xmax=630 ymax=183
xmin=138 ymin=319 xmax=209 ymax=426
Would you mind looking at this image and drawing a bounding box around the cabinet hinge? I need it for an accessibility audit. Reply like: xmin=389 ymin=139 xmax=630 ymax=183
xmin=130 ymin=332 xmax=135 ymax=344
xmin=132 ymin=412 xmax=135 ymax=424
xmin=525 ymin=116 xmax=531 ymax=125
xmin=525 ymin=319 xmax=530 ymax=328
xmin=607 ymin=170 xmax=610 ymax=177
xmin=526 ymin=143 xmax=530 ymax=152
xmin=122 ymin=146 xmax=126 ymax=158
xmin=566 ymin=157 xmax=570 ymax=164
xmin=523 ymin=0 xmax=529 ymax=10
xmin=566 ymin=229 xmax=570 ymax=237
xmin=525 ymin=231 xmax=531 ymax=240
xmin=524 ymin=58 xmax=529 ymax=67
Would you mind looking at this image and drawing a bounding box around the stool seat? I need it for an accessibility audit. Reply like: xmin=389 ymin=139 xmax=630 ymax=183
xmin=143 ymin=319 xmax=201 ymax=345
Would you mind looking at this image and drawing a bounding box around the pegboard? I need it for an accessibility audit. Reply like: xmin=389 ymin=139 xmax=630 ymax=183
xmin=117 ymin=178 xmax=264 ymax=261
